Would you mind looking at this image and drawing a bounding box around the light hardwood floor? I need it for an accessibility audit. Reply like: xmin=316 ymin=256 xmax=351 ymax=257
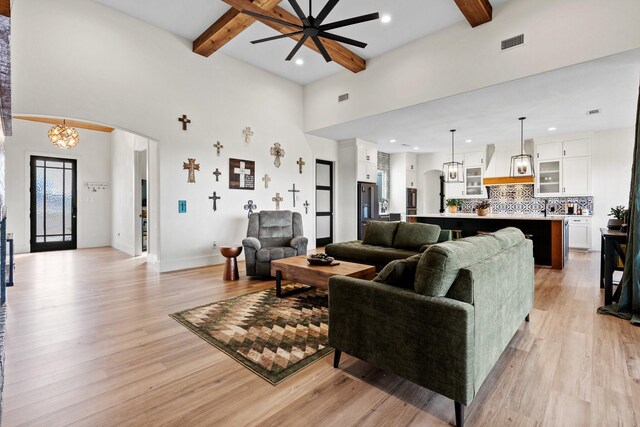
xmin=2 ymin=248 xmax=639 ymax=426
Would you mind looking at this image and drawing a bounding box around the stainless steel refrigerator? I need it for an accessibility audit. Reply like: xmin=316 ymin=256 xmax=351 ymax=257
xmin=358 ymin=182 xmax=379 ymax=240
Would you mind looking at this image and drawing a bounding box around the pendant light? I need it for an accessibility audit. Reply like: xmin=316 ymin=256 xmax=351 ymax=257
xmin=442 ymin=129 xmax=464 ymax=183
xmin=48 ymin=120 xmax=80 ymax=149
xmin=509 ymin=117 xmax=535 ymax=178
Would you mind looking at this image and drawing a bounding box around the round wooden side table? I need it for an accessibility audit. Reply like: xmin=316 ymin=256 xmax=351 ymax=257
xmin=220 ymin=245 xmax=243 ymax=281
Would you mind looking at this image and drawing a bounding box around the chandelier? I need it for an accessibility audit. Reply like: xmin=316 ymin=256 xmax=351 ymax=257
xmin=442 ymin=129 xmax=464 ymax=183
xmin=509 ymin=117 xmax=535 ymax=178
xmin=48 ymin=120 xmax=80 ymax=149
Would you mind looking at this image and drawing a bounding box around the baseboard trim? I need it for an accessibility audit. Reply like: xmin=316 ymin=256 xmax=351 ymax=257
xmin=157 ymin=254 xmax=227 ymax=273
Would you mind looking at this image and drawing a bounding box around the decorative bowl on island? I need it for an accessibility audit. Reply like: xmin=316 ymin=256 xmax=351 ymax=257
xmin=307 ymin=253 xmax=335 ymax=266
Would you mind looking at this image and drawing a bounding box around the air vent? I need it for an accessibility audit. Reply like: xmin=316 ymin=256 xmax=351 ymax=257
xmin=338 ymin=93 xmax=349 ymax=102
xmin=401 ymin=143 xmax=410 ymax=147
xmin=587 ymin=109 xmax=601 ymax=115
xmin=501 ymin=34 xmax=524 ymax=51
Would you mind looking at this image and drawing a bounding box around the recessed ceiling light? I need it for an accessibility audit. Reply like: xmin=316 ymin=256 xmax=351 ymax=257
xmin=465 ymin=139 xmax=472 ymax=143
xmin=548 ymin=127 xmax=556 ymax=131
xmin=413 ymin=147 xmax=419 ymax=150
xmin=295 ymin=58 xmax=304 ymax=66
xmin=380 ymin=14 xmax=391 ymax=23
xmin=389 ymin=139 xmax=396 ymax=143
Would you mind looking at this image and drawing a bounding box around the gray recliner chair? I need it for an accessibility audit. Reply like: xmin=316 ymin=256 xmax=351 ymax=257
xmin=242 ymin=210 xmax=308 ymax=277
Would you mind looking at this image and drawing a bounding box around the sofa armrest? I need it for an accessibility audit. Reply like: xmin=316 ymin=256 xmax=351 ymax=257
xmin=242 ymin=237 xmax=261 ymax=251
xmin=290 ymin=236 xmax=308 ymax=255
xmin=438 ymin=229 xmax=452 ymax=242
xmin=328 ymin=276 xmax=475 ymax=405
xmin=419 ymin=244 xmax=433 ymax=253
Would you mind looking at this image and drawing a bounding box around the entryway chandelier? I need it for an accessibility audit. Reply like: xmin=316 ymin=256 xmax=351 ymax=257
xmin=442 ymin=129 xmax=464 ymax=183
xmin=48 ymin=120 xmax=79 ymax=149
xmin=509 ymin=117 xmax=535 ymax=178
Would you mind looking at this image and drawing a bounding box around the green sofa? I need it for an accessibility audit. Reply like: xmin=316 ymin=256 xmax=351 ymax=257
xmin=325 ymin=221 xmax=451 ymax=271
xmin=328 ymin=227 xmax=534 ymax=427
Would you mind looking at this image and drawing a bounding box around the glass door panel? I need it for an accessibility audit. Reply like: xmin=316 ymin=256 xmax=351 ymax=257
xmin=538 ymin=160 xmax=561 ymax=195
xmin=315 ymin=160 xmax=333 ymax=247
xmin=465 ymin=166 xmax=483 ymax=196
xmin=30 ymin=156 xmax=77 ymax=252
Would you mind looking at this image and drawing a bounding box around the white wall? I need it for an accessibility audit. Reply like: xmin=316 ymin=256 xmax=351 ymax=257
xmin=306 ymin=135 xmax=338 ymax=245
xmin=303 ymin=0 xmax=640 ymax=132
xmin=5 ymin=120 xmax=112 ymax=253
xmin=389 ymin=153 xmax=406 ymax=215
xmin=13 ymin=0 xmax=314 ymax=271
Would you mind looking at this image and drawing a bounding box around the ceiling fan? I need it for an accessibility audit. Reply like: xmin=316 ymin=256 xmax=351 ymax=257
xmin=242 ymin=0 xmax=380 ymax=62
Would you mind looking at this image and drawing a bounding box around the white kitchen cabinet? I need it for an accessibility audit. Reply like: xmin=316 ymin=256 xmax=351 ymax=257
xmin=464 ymin=151 xmax=484 ymax=167
xmin=406 ymin=169 xmax=417 ymax=188
xmin=568 ymin=217 xmax=591 ymax=250
xmin=536 ymin=141 xmax=563 ymax=161
xmin=406 ymin=153 xmax=417 ymax=171
xmin=356 ymin=140 xmax=378 ymax=183
xmin=464 ymin=166 xmax=484 ymax=198
xmin=563 ymin=156 xmax=590 ymax=195
xmin=563 ymin=139 xmax=591 ymax=158
xmin=358 ymin=161 xmax=377 ymax=182
xmin=536 ymin=159 xmax=562 ymax=196
xmin=446 ymin=182 xmax=464 ymax=199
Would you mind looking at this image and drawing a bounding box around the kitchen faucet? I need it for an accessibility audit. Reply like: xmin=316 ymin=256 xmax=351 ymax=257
xmin=541 ymin=199 xmax=548 ymax=217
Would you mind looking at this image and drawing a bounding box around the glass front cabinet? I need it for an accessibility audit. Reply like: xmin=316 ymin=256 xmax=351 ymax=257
xmin=536 ymin=159 xmax=562 ymax=196
xmin=464 ymin=166 xmax=483 ymax=197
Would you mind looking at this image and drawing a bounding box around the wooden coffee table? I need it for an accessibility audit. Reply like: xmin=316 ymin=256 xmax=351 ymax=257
xmin=270 ymin=255 xmax=376 ymax=297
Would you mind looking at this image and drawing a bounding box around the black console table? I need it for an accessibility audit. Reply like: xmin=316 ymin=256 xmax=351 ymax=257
xmin=600 ymin=228 xmax=627 ymax=306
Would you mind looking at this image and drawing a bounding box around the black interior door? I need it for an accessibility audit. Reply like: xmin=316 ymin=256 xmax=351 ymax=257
xmin=30 ymin=156 xmax=77 ymax=252
xmin=315 ymin=160 xmax=334 ymax=247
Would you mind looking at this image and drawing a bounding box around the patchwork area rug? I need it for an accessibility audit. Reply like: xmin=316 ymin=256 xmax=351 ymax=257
xmin=170 ymin=284 xmax=332 ymax=385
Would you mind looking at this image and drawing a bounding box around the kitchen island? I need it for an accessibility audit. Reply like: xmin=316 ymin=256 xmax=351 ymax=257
xmin=407 ymin=213 xmax=569 ymax=270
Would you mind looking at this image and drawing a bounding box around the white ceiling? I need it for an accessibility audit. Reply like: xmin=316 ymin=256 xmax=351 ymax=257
xmin=93 ymin=0 xmax=511 ymax=85
xmin=309 ymin=49 xmax=640 ymax=153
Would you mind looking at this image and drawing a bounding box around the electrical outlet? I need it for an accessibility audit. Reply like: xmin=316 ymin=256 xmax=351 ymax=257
xmin=212 ymin=241 xmax=217 ymax=248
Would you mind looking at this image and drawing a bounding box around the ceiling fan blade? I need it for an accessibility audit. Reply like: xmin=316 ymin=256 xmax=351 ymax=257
xmin=251 ymin=31 xmax=304 ymax=44
xmin=314 ymin=0 xmax=339 ymax=25
xmin=285 ymin=34 xmax=308 ymax=61
xmin=241 ymin=10 xmax=303 ymax=29
xmin=319 ymin=12 xmax=380 ymax=32
xmin=318 ymin=31 xmax=367 ymax=48
xmin=288 ymin=0 xmax=310 ymax=26
xmin=311 ymin=36 xmax=332 ymax=62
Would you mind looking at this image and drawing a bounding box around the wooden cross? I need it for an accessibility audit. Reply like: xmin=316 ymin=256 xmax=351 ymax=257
xmin=233 ymin=161 xmax=251 ymax=188
xmin=262 ymin=174 xmax=271 ymax=189
xmin=208 ymin=191 xmax=221 ymax=211
xmin=288 ymin=183 xmax=300 ymax=207
xmin=270 ymin=142 xmax=285 ymax=168
xmin=213 ymin=168 xmax=221 ymax=182
xmin=244 ymin=200 xmax=257 ymax=217
xmin=178 ymin=114 xmax=191 ymax=131
xmin=242 ymin=127 xmax=254 ymax=143
xmin=272 ymin=193 xmax=283 ymax=210
xmin=213 ymin=141 xmax=224 ymax=157
xmin=183 ymin=158 xmax=200 ymax=183
xmin=303 ymin=200 xmax=310 ymax=214
xmin=296 ymin=157 xmax=306 ymax=174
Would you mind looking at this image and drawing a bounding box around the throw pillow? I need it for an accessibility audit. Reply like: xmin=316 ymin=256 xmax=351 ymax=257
xmin=374 ymin=254 xmax=421 ymax=288
xmin=362 ymin=221 xmax=399 ymax=247
xmin=393 ymin=222 xmax=441 ymax=250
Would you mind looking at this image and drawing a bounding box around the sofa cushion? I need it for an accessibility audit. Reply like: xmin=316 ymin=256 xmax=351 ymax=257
xmin=325 ymin=240 xmax=417 ymax=269
xmin=492 ymin=227 xmax=525 ymax=250
xmin=374 ymin=254 xmax=422 ymax=288
xmin=393 ymin=222 xmax=441 ymax=250
xmin=362 ymin=221 xmax=399 ymax=247
xmin=414 ymin=233 xmax=503 ymax=297
xmin=256 ymin=246 xmax=297 ymax=262
xmin=257 ymin=210 xmax=294 ymax=248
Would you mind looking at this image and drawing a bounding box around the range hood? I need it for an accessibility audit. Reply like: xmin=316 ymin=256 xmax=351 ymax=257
xmin=482 ymin=141 xmax=535 ymax=186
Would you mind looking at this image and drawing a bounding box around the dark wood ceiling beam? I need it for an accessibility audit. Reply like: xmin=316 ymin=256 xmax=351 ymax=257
xmin=193 ymin=0 xmax=283 ymax=57
xmin=220 ymin=0 xmax=366 ymax=73
xmin=454 ymin=0 xmax=493 ymax=27
xmin=0 ymin=0 xmax=9 ymax=18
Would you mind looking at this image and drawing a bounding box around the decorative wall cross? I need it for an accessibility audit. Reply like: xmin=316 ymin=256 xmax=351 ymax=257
xmin=262 ymin=174 xmax=271 ymax=189
xmin=208 ymin=191 xmax=221 ymax=211
xmin=213 ymin=141 xmax=224 ymax=156
xmin=288 ymin=183 xmax=300 ymax=207
xmin=270 ymin=142 xmax=285 ymax=168
xmin=183 ymin=158 xmax=200 ymax=183
xmin=244 ymin=200 xmax=257 ymax=217
xmin=272 ymin=193 xmax=284 ymax=210
xmin=178 ymin=114 xmax=191 ymax=131
xmin=243 ymin=127 xmax=254 ymax=143
xmin=213 ymin=168 xmax=221 ymax=182
xmin=296 ymin=157 xmax=306 ymax=174
xmin=233 ymin=161 xmax=251 ymax=188
xmin=303 ymin=200 xmax=310 ymax=214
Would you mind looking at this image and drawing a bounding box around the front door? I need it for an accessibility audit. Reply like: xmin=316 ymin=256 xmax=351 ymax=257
xmin=315 ymin=160 xmax=334 ymax=247
xmin=30 ymin=156 xmax=77 ymax=252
